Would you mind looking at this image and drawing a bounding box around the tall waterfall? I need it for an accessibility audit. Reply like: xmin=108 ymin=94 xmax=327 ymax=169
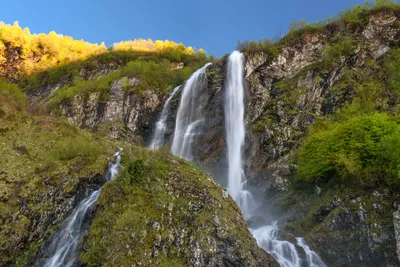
xmin=225 ymin=51 xmax=325 ymax=267
xmin=224 ymin=51 xmax=254 ymax=218
xmin=39 ymin=149 xmax=122 ymax=267
xmin=171 ymin=63 xmax=212 ymax=160
xmin=149 ymin=86 xmax=180 ymax=150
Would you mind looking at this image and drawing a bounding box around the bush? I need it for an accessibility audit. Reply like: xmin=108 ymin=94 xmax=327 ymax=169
xmin=322 ymin=37 xmax=356 ymax=69
xmin=0 ymin=79 xmax=27 ymax=109
xmin=297 ymin=113 xmax=400 ymax=186
xmin=52 ymin=134 xmax=106 ymax=163
xmin=0 ymin=22 xmax=106 ymax=76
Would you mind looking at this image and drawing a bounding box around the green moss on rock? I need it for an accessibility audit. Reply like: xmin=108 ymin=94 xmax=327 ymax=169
xmin=81 ymin=147 xmax=277 ymax=267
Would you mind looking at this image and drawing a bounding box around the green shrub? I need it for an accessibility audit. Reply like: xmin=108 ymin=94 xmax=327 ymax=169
xmin=297 ymin=113 xmax=400 ymax=186
xmin=52 ymin=134 xmax=106 ymax=163
xmin=0 ymin=79 xmax=27 ymax=110
xmin=322 ymin=37 xmax=356 ymax=69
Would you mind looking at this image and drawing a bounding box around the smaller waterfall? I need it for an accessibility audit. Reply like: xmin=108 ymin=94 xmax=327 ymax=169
xmin=171 ymin=63 xmax=212 ymax=160
xmin=40 ymin=149 xmax=122 ymax=267
xmin=251 ymin=222 xmax=326 ymax=267
xmin=150 ymin=86 xmax=180 ymax=150
xmin=224 ymin=51 xmax=254 ymax=218
xmin=296 ymin=237 xmax=326 ymax=267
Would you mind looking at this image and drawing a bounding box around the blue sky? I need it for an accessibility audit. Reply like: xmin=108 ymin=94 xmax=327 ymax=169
xmin=1 ymin=0 xmax=369 ymax=57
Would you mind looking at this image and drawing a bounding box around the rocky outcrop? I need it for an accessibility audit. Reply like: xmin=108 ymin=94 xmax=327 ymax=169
xmin=80 ymin=148 xmax=278 ymax=267
xmin=280 ymin=187 xmax=399 ymax=266
xmin=393 ymin=202 xmax=400 ymax=263
xmin=60 ymin=77 xmax=161 ymax=142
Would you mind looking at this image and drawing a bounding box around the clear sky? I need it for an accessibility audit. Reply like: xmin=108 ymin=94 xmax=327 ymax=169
xmin=1 ymin=0 xmax=368 ymax=57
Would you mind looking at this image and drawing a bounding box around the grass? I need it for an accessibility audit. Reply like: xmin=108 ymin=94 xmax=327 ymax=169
xmin=0 ymin=82 xmax=117 ymax=266
xmin=80 ymin=146 xmax=264 ymax=266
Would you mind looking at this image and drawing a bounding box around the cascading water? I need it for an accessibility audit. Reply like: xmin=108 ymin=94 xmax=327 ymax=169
xmin=224 ymin=51 xmax=255 ymax=219
xmin=296 ymin=237 xmax=326 ymax=267
xmin=156 ymin=52 xmax=324 ymax=267
xmin=38 ymin=149 xmax=122 ymax=267
xmin=171 ymin=63 xmax=212 ymax=160
xmin=225 ymin=51 xmax=325 ymax=267
xmin=149 ymin=86 xmax=180 ymax=150
xmin=251 ymin=223 xmax=301 ymax=267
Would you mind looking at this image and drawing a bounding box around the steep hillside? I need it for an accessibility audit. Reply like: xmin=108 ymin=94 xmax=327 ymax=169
xmin=0 ymin=80 xmax=275 ymax=266
xmin=0 ymin=81 xmax=115 ymax=265
xmin=80 ymin=147 xmax=276 ymax=267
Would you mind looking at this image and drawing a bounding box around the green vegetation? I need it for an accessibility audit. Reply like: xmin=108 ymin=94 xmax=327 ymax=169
xmin=297 ymin=113 xmax=400 ymax=185
xmin=80 ymin=147 xmax=266 ymax=266
xmin=0 ymin=79 xmax=27 ymax=117
xmin=47 ymin=57 xmax=205 ymax=107
xmin=296 ymin=47 xmax=400 ymax=187
xmin=0 ymin=80 xmax=115 ymax=266
xmin=238 ymin=0 xmax=400 ymax=57
xmin=322 ymin=37 xmax=356 ymax=69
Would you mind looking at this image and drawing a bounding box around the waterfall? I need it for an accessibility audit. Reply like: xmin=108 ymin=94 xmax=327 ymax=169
xmin=224 ymin=51 xmax=254 ymax=218
xmin=171 ymin=63 xmax=212 ymax=160
xmin=149 ymin=86 xmax=180 ymax=150
xmin=251 ymin=223 xmax=301 ymax=267
xmin=296 ymin=237 xmax=326 ymax=267
xmin=38 ymin=149 xmax=122 ymax=267
xmin=225 ymin=51 xmax=325 ymax=267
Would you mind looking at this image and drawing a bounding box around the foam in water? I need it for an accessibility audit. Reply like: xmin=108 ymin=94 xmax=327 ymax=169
xmin=171 ymin=63 xmax=212 ymax=160
xmin=39 ymin=149 xmax=122 ymax=267
xmin=296 ymin=237 xmax=326 ymax=267
xmin=150 ymin=86 xmax=180 ymax=150
xmin=251 ymin=223 xmax=301 ymax=267
xmin=224 ymin=51 xmax=254 ymax=218
xmin=251 ymin=223 xmax=326 ymax=267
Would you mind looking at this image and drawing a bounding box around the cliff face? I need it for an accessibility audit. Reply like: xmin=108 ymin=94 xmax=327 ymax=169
xmin=154 ymin=9 xmax=400 ymax=266
xmin=59 ymin=77 xmax=160 ymax=141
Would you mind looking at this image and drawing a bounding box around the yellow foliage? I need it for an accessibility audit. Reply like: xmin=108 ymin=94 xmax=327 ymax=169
xmin=113 ymin=38 xmax=197 ymax=55
xmin=0 ymin=21 xmax=107 ymax=75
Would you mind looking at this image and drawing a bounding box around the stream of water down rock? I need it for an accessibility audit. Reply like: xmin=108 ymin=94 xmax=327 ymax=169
xmin=35 ymin=149 xmax=122 ymax=267
xmin=154 ymin=52 xmax=326 ymax=267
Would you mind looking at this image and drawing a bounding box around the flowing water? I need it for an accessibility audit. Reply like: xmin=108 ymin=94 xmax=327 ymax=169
xmin=251 ymin=223 xmax=301 ymax=267
xmin=39 ymin=149 xmax=122 ymax=267
xmin=171 ymin=63 xmax=212 ymax=160
xmin=224 ymin=51 xmax=255 ymax=219
xmin=296 ymin=237 xmax=326 ymax=267
xmin=225 ymin=51 xmax=325 ymax=267
xmin=159 ymin=54 xmax=324 ymax=267
xmin=149 ymin=86 xmax=180 ymax=150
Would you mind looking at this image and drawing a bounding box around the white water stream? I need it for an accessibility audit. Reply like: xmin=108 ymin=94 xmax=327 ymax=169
xmin=39 ymin=149 xmax=122 ymax=267
xmin=152 ymin=54 xmax=326 ymax=267
xmin=224 ymin=51 xmax=255 ymax=219
xmin=149 ymin=86 xmax=180 ymax=150
xmin=171 ymin=63 xmax=212 ymax=160
xmin=225 ymin=51 xmax=325 ymax=267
